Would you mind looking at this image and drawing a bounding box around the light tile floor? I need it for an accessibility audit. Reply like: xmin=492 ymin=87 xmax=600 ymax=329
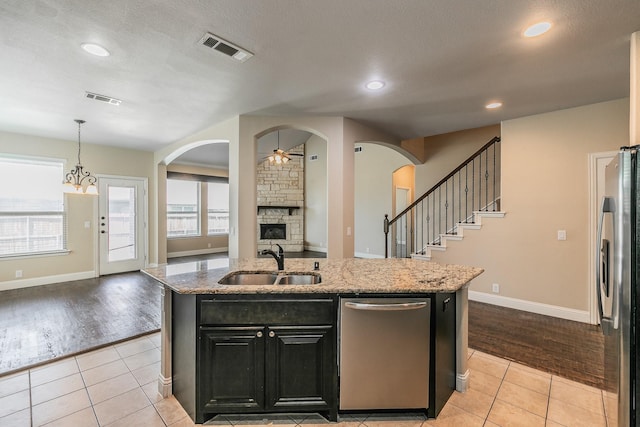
xmin=0 ymin=333 xmax=614 ymax=427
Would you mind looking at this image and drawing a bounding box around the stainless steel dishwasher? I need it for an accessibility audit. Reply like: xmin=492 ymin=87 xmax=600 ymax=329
xmin=339 ymin=298 xmax=430 ymax=410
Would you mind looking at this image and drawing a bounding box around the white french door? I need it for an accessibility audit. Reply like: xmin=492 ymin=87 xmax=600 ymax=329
xmin=98 ymin=177 xmax=147 ymax=275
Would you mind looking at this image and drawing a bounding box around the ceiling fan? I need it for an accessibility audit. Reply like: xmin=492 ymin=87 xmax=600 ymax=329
xmin=267 ymin=130 xmax=303 ymax=165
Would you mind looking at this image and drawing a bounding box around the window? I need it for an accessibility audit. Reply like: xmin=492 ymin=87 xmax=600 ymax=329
xmin=167 ymin=179 xmax=200 ymax=237
xmin=207 ymin=182 xmax=229 ymax=234
xmin=0 ymin=156 xmax=66 ymax=257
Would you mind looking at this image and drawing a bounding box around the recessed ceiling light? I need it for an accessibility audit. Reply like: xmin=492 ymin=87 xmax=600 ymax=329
xmin=523 ymin=21 xmax=552 ymax=38
xmin=365 ymin=80 xmax=385 ymax=90
xmin=485 ymin=102 xmax=503 ymax=109
xmin=81 ymin=43 xmax=110 ymax=57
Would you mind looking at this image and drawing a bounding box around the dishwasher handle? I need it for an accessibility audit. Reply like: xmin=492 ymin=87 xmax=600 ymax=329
xmin=344 ymin=301 xmax=428 ymax=311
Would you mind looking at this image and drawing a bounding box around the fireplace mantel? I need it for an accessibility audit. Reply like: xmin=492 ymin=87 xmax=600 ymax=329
xmin=257 ymin=205 xmax=300 ymax=215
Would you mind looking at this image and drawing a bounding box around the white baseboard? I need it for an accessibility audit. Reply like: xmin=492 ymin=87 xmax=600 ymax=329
xmin=456 ymin=369 xmax=470 ymax=393
xmin=167 ymin=247 xmax=228 ymax=258
xmin=157 ymin=374 xmax=172 ymax=398
xmin=304 ymin=245 xmax=327 ymax=253
xmin=0 ymin=270 xmax=96 ymax=292
xmin=469 ymin=290 xmax=591 ymax=324
xmin=354 ymin=252 xmax=385 ymax=259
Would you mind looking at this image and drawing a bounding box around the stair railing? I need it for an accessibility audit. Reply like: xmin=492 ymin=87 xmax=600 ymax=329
xmin=384 ymin=136 xmax=501 ymax=258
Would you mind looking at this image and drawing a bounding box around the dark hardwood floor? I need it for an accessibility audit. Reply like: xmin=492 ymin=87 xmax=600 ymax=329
xmin=469 ymin=300 xmax=604 ymax=389
xmin=0 ymin=272 xmax=161 ymax=376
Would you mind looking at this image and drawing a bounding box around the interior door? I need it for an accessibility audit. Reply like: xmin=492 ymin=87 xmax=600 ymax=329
xmin=98 ymin=177 xmax=146 ymax=275
xmin=395 ymin=187 xmax=410 ymax=256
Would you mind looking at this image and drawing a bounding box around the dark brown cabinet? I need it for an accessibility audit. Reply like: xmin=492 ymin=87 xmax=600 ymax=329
xmin=172 ymin=294 xmax=338 ymax=424
xmin=266 ymin=325 xmax=334 ymax=411
xmin=199 ymin=326 xmax=265 ymax=413
xmin=171 ymin=290 xmax=456 ymax=424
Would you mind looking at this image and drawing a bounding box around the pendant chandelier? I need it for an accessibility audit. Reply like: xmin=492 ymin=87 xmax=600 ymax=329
xmin=63 ymin=119 xmax=98 ymax=195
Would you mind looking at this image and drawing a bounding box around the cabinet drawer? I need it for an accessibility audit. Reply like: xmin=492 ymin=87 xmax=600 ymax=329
xmin=200 ymin=299 xmax=334 ymax=325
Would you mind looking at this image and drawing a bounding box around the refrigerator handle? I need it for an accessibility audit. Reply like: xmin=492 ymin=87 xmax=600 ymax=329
xmin=595 ymin=196 xmax=615 ymax=335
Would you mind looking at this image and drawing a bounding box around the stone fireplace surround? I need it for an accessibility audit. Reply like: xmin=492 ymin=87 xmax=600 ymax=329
xmin=256 ymin=145 xmax=304 ymax=252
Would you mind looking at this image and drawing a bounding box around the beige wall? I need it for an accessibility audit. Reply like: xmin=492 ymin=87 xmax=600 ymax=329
xmin=414 ymin=124 xmax=500 ymax=196
xmin=304 ymin=134 xmax=328 ymax=251
xmin=165 ymin=163 xmax=229 ymax=257
xmin=431 ymin=99 xmax=628 ymax=314
xmin=0 ymin=130 xmax=155 ymax=286
xmin=354 ymin=144 xmax=412 ymax=257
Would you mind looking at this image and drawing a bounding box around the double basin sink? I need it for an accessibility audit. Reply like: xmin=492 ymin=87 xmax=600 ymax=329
xmin=218 ymin=271 xmax=322 ymax=286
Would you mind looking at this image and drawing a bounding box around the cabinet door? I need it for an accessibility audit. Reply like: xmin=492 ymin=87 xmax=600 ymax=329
xmin=200 ymin=326 xmax=265 ymax=414
xmin=265 ymin=325 xmax=335 ymax=411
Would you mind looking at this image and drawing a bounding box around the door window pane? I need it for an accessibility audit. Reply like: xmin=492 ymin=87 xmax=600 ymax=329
xmin=167 ymin=179 xmax=200 ymax=237
xmin=0 ymin=156 xmax=66 ymax=257
xmin=108 ymin=186 xmax=136 ymax=262
xmin=207 ymin=182 xmax=229 ymax=234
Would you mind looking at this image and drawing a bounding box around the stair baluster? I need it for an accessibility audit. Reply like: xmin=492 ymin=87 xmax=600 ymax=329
xmin=384 ymin=136 xmax=501 ymax=258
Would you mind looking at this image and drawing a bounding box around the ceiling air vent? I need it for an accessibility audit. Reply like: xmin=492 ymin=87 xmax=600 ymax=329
xmin=355 ymin=146 xmax=363 ymax=153
xmin=85 ymin=91 xmax=122 ymax=106
xmin=198 ymin=32 xmax=253 ymax=62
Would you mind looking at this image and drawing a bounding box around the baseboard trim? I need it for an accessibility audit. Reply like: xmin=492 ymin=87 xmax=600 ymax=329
xmin=456 ymin=369 xmax=470 ymax=392
xmin=354 ymin=252 xmax=385 ymax=259
xmin=303 ymin=245 xmax=327 ymax=253
xmin=469 ymin=290 xmax=591 ymax=324
xmin=158 ymin=374 xmax=172 ymax=398
xmin=167 ymin=247 xmax=228 ymax=258
xmin=0 ymin=271 xmax=96 ymax=292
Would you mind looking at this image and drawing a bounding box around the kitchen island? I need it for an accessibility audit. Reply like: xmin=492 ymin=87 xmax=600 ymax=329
xmin=143 ymin=258 xmax=482 ymax=424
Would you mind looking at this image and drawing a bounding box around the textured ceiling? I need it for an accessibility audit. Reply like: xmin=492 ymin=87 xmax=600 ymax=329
xmin=1 ymin=1 xmax=639 ymax=159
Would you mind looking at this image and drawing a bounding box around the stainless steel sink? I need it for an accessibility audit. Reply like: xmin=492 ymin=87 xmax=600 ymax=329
xmin=218 ymin=271 xmax=321 ymax=286
xmin=275 ymin=273 xmax=322 ymax=285
xmin=218 ymin=272 xmax=279 ymax=285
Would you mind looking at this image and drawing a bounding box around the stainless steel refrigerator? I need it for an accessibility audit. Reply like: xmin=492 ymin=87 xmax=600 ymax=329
xmin=596 ymin=145 xmax=639 ymax=426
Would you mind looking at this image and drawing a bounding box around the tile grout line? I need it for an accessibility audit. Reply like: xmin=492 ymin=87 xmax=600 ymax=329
xmin=545 ymin=376 xmax=553 ymax=426
xmin=28 ymin=368 xmax=33 ymax=427
xmin=482 ymin=359 xmax=507 ymax=426
xmin=76 ymin=353 xmax=101 ymax=427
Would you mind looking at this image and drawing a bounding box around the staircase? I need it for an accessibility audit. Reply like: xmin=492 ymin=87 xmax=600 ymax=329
xmin=384 ymin=136 xmax=504 ymax=259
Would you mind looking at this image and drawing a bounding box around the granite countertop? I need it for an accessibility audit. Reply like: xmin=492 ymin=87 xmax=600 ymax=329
xmin=142 ymin=258 xmax=483 ymax=295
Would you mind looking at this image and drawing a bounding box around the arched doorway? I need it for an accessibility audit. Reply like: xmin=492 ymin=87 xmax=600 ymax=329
xmin=158 ymin=140 xmax=230 ymax=264
xmin=256 ymin=128 xmax=328 ymax=257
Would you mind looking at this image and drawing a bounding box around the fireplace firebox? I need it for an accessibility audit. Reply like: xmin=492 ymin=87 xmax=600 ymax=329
xmin=260 ymin=224 xmax=286 ymax=240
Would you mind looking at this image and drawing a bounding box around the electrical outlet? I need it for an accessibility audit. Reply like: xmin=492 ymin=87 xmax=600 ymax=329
xmin=492 ymin=283 xmax=500 ymax=293
xmin=207 ymin=243 xmax=211 ymax=248
xmin=557 ymin=230 xmax=567 ymax=241
xmin=15 ymin=270 xmax=23 ymax=278
xmin=366 ymin=247 xmax=370 ymax=253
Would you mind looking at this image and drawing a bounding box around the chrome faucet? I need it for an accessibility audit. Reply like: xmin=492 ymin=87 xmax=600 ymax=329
xmin=260 ymin=244 xmax=285 ymax=270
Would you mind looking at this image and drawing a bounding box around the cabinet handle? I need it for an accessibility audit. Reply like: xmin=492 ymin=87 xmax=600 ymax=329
xmin=256 ymin=331 xmax=263 ymax=338
xmin=268 ymin=331 xmax=275 ymax=338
